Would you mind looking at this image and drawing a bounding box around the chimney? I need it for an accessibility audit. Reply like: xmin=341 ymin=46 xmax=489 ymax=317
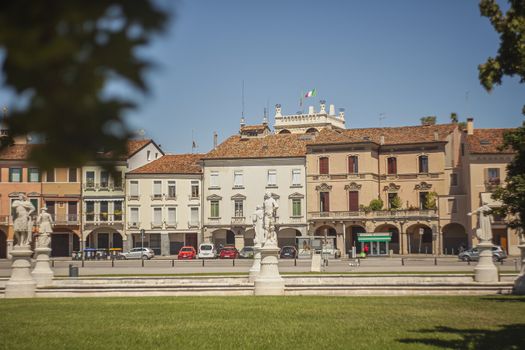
xmin=308 ymin=106 xmax=314 ymax=114
xmin=380 ymin=135 xmax=385 ymax=145
xmin=320 ymin=100 xmax=326 ymax=114
xmin=466 ymin=118 xmax=474 ymax=135
xmin=213 ymin=131 xmax=218 ymax=149
xmin=275 ymin=104 xmax=282 ymax=118
xmin=329 ymin=104 xmax=335 ymax=115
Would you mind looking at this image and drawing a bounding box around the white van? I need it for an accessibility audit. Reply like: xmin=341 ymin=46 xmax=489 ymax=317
xmin=198 ymin=243 xmax=217 ymax=259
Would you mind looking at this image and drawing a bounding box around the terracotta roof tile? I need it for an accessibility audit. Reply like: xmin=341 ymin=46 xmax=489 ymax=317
xmin=240 ymin=124 xmax=268 ymax=132
xmin=204 ymin=134 xmax=308 ymax=159
xmin=130 ymin=154 xmax=203 ymax=174
xmin=467 ymin=128 xmax=515 ymax=154
xmin=0 ymin=144 xmax=35 ymax=160
xmin=127 ymin=139 xmax=152 ymax=157
xmin=311 ymin=124 xmax=457 ymax=146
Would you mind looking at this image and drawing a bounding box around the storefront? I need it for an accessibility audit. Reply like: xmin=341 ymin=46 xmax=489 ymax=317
xmin=357 ymin=233 xmax=392 ymax=256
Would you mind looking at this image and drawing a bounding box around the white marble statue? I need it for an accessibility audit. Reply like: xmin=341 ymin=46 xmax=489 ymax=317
xmin=252 ymin=205 xmax=264 ymax=246
xmin=468 ymin=201 xmax=493 ymax=242
xmin=36 ymin=207 xmax=54 ymax=248
xmin=263 ymin=192 xmax=279 ymax=246
xmin=12 ymin=194 xmax=35 ymax=247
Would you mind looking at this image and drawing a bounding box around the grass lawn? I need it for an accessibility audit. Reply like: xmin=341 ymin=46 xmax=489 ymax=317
xmin=1 ymin=296 xmax=524 ymax=350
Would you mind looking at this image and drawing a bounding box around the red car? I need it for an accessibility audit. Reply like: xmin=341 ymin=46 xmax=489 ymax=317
xmin=219 ymin=246 xmax=239 ymax=259
xmin=177 ymin=246 xmax=197 ymax=260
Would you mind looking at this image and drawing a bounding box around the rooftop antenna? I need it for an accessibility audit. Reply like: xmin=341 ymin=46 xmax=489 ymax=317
xmin=242 ymin=80 xmax=245 ymax=120
xmin=379 ymin=113 xmax=386 ymax=127
xmin=465 ymin=90 xmax=470 ymax=117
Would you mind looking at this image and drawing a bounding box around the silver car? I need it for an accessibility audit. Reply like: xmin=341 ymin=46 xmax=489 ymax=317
xmin=458 ymin=245 xmax=507 ymax=262
xmin=119 ymin=247 xmax=155 ymax=260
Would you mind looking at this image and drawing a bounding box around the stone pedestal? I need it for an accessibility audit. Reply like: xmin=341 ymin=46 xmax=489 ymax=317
xmin=513 ymin=244 xmax=525 ymax=295
xmin=254 ymin=245 xmax=284 ymax=295
xmin=249 ymin=246 xmax=261 ymax=283
xmin=32 ymin=247 xmax=54 ymax=287
xmin=474 ymin=241 xmax=499 ymax=283
xmin=5 ymin=247 xmax=36 ymax=298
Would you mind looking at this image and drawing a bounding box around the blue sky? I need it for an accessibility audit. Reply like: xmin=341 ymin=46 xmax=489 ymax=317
xmin=4 ymin=1 xmax=525 ymax=154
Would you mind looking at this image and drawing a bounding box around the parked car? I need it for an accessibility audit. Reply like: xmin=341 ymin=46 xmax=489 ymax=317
xmin=198 ymin=243 xmax=217 ymax=259
xmin=219 ymin=246 xmax=239 ymax=259
xmin=280 ymin=246 xmax=297 ymax=259
xmin=178 ymin=246 xmax=197 ymax=260
xmin=458 ymin=245 xmax=507 ymax=262
xmin=239 ymin=246 xmax=254 ymax=259
xmin=119 ymin=247 xmax=155 ymax=260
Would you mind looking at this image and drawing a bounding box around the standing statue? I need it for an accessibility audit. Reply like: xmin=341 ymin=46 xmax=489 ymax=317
xmin=36 ymin=207 xmax=54 ymax=248
xmin=468 ymin=201 xmax=493 ymax=242
xmin=263 ymin=192 xmax=279 ymax=246
xmin=12 ymin=194 xmax=35 ymax=247
xmin=252 ymin=205 xmax=264 ymax=246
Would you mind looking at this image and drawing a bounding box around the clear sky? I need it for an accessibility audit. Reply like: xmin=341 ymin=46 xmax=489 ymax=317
xmin=5 ymin=1 xmax=525 ymax=154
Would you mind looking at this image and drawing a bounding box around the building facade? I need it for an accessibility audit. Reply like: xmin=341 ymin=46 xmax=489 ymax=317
xmin=274 ymin=101 xmax=346 ymax=134
xmin=125 ymin=154 xmax=202 ymax=256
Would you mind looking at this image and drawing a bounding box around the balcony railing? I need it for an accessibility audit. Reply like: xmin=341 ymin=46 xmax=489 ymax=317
xmin=128 ymin=194 xmax=140 ymax=200
xmin=151 ymin=194 xmax=163 ymax=201
xmin=188 ymin=221 xmax=200 ymax=228
xmin=52 ymin=214 xmax=79 ymax=225
xmin=83 ymin=182 xmax=124 ymax=192
xmin=84 ymin=214 xmax=124 ymax=223
xmin=127 ymin=221 xmax=141 ymax=229
xmin=151 ymin=221 xmax=163 ymax=229
xmin=165 ymin=221 xmax=177 ymax=228
xmin=231 ymin=217 xmax=245 ymax=225
xmin=309 ymin=209 xmax=438 ymax=220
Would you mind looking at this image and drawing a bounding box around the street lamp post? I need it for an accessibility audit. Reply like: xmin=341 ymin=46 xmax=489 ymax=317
xmin=140 ymin=228 xmax=145 ymax=267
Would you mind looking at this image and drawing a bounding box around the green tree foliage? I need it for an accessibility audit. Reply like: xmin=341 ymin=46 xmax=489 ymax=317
xmin=450 ymin=112 xmax=458 ymax=123
xmin=492 ymin=124 xmax=525 ymax=233
xmin=369 ymin=198 xmax=384 ymax=211
xmin=420 ymin=116 xmax=437 ymax=126
xmin=0 ymin=1 xmax=171 ymax=168
xmin=389 ymin=194 xmax=402 ymax=210
xmin=479 ymin=0 xmax=525 ymax=116
xmin=425 ymin=192 xmax=438 ymax=210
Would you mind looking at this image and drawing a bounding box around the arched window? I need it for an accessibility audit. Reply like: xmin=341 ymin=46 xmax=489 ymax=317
xmin=278 ymin=129 xmax=291 ymax=134
xmin=306 ymin=128 xmax=319 ymax=134
xmin=387 ymin=157 xmax=397 ymax=174
xmin=418 ymin=155 xmax=429 ymax=173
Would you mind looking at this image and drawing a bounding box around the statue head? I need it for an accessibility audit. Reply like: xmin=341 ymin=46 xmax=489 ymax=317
xmin=264 ymin=192 xmax=272 ymax=200
xmin=41 ymin=207 xmax=47 ymax=212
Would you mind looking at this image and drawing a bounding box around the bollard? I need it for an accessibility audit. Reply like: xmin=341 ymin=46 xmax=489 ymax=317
xmin=357 ymin=258 xmax=360 ymax=265
xmin=500 ymin=259 xmax=504 ymax=266
xmin=401 ymin=258 xmax=405 ymax=266
xmin=141 ymin=258 xmax=144 ymax=267
xmin=202 ymin=259 xmax=205 ymax=267
xmin=82 ymin=259 xmax=85 ymax=268
xmin=111 ymin=259 xmax=114 ymax=267
xmin=172 ymin=259 xmax=174 ymax=267
xmin=434 ymin=257 xmax=437 ymax=266
xmin=294 ymin=258 xmax=297 ymax=267
xmin=233 ymin=259 xmax=235 ymax=267
xmin=468 ymin=260 xmax=471 ymax=265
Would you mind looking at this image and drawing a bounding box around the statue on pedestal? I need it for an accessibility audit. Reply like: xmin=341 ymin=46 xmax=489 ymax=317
xmin=468 ymin=201 xmax=493 ymax=243
xmin=36 ymin=207 xmax=54 ymax=248
xmin=263 ymin=192 xmax=279 ymax=246
xmin=12 ymin=194 xmax=35 ymax=248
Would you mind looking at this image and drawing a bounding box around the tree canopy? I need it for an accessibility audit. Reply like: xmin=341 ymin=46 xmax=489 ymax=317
xmin=0 ymin=1 xmax=172 ymax=168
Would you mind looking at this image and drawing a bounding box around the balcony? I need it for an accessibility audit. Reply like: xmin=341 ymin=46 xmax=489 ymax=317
xmin=128 ymin=194 xmax=140 ymax=201
xmin=188 ymin=221 xmax=200 ymax=228
xmin=53 ymin=214 xmax=79 ymax=225
xmin=188 ymin=195 xmax=200 ymax=201
xmin=127 ymin=221 xmax=141 ymax=229
xmin=151 ymin=221 xmax=163 ymax=229
xmin=380 ymin=172 xmax=442 ymax=181
xmin=308 ymin=209 xmax=438 ymax=220
xmin=83 ymin=214 xmax=124 ymax=230
xmin=83 ymin=182 xmax=124 ymax=192
xmin=165 ymin=221 xmax=177 ymax=228
xmin=165 ymin=194 xmax=177 ymax=200
xmin=206 ymin=217 xmax=221 ymax=225
xmin=231 ymin=217 xmax=246 ymax=225
xmin=151 ymin=194 xmax=163 ymax=201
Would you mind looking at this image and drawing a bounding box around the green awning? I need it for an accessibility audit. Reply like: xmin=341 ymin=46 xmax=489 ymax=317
xmin=357 ymin=233 xmax=392 ymax=242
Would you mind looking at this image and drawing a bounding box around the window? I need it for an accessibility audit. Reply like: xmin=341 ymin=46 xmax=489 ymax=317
xmin=68 ymin=202 xmax=77 ymax=220
xmin=86 ymin=202 xmax=95 ymax=221
xmin=418 ymin=155 xmax=429 ymax=173
xmin=292 ymin=198 xmax=301 ymax=216
xmin=147 ymin=150 xmax=151 ymax=161
xmin=267 ymin=170 xmax=277 ymax=186
xmin=86 ymin=171 xmax=95 ymax=189
xmin=447 ymin=199 xmax=457 ymax=214
xmin=153 ymin=208 xmax=162 ymax=225
xmin=486 ymin=168 xmax=500 ymax=185
xmin=190 ymin=207 xmax=199 ymax=225
xmin=320 ymin=192 xmax=330 ymax=212
xmin=130 ymin=181 xmax=139 ymax=197
xmin=9 ymin=168 xmax=22 ymax=182
xmin=210 ymin=171 xmax=219 ymax=188
xmin=348 ymin=191 xmax=359 ymax=211
xmin=45 ymin=169 xmax=55 ymax=182
xmin=68 ymin=168 xmax=77 ymax=182
xmin=45 ymin=201 xmax=55 ymax=216
xmin=112 ymin=172 xmax=122 ymax=189
xmin=319 ymin=157 xmax=329 ymax=175
xmin=155 ymin=152 xmax=159 ymax=159
xmin=100 ymin=201 xmax=108 ymax=221
xmin=234 ymin=199 xmax=243 ymax=217
xmin=348 ymin=156 xmax=358 ymax=174
xmin=233 ymin=171 xmax=243 ymax=187
xmin=114 ymin=201 xmax=122 ymax=221
xmin=167 ymin=207 xmax=176 ymax=225
xmin=191 ymin=180 xmax=199 ymax=198
xmin=210 ymin=200 xmax=220 ymax=218
xmin=100 ymin=171 xmax=109 ymax=188
xmin=419 ymin=192 xmax=429 ymax=210
xmin=292 ymin=169 xmax=301 ymax=186
xmin=167 ymin=181 xmax=176 ymax=199
xmin=28 ymin=168 xmax=40 ymax=182
xmin=388 ymin=193 xmax=397 ymax=209
xmin=130 ymin=207 xmax=139 ymax=224
xmin=30 ymin=199 xmax=39 ymax=214
xmin=387 ymin=157 xmax=397 ymax=174
xmin=153 ymin=181 xmax=162 ymax=199
xmin=450 ymin=173 xmax=458 ymax=187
